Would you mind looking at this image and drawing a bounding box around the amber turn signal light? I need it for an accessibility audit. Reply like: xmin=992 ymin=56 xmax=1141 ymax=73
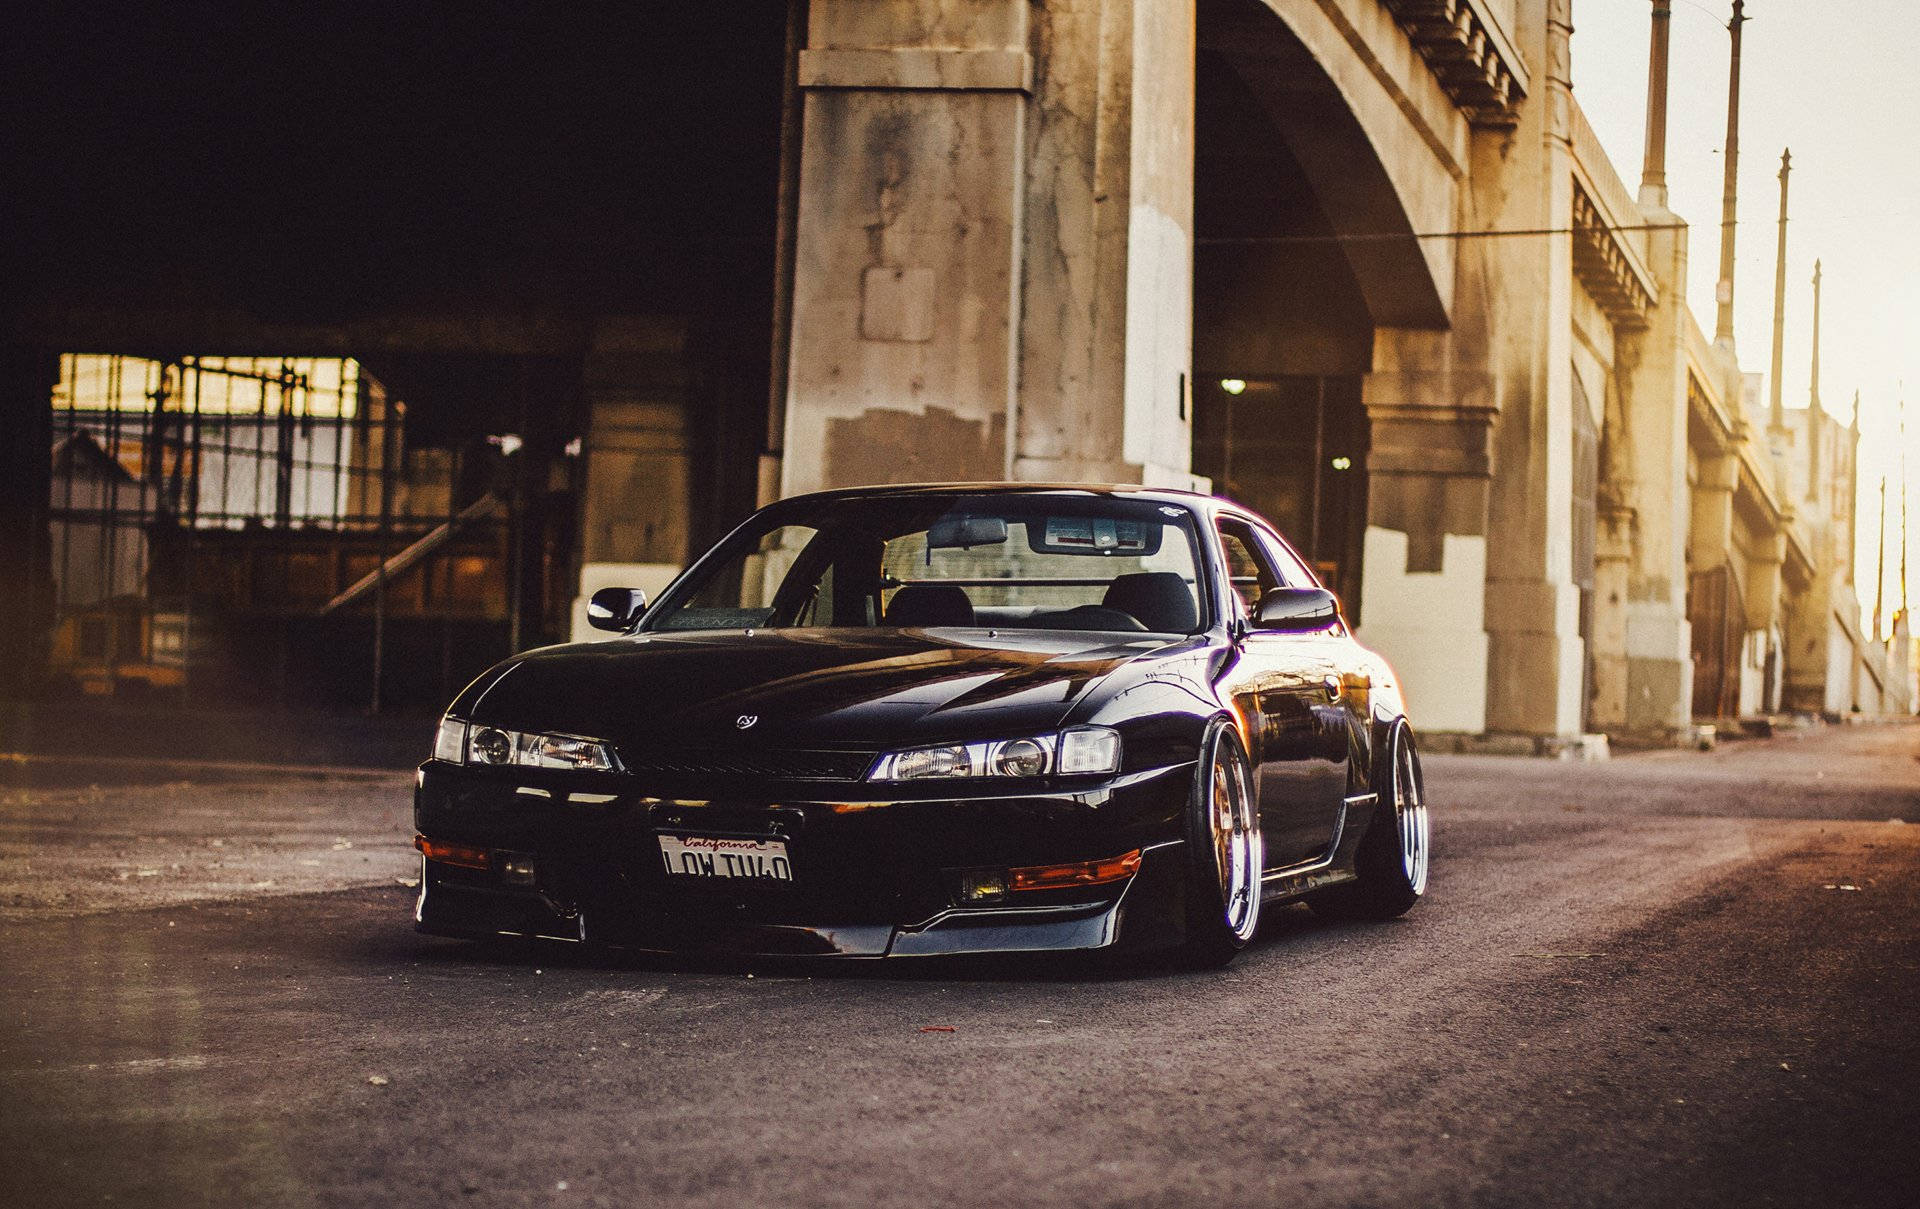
xmin=1008 ymin=848 xmax=1143 ymax=892
xmin=414 ymin=835 xmax=490 ymax=870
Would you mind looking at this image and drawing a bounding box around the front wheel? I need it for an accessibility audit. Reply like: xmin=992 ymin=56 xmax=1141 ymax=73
xmin=1173 ymin=721 xmax=1264 ymax=967
xmin=1309 ymin=720 xmax=1429 ymax=921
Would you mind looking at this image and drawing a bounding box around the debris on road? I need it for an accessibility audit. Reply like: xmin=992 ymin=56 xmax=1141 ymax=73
xmin=367 ymin=1075 xmax=390 ymax=1087
xmin=918 ymin=1026 xmax=956 ymax=1033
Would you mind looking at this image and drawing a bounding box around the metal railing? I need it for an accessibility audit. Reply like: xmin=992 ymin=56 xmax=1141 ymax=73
xmin=46 ymin=354 xmax=541 ymax=712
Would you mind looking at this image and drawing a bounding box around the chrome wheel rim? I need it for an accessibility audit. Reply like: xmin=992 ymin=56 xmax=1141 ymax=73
xmin=1209 ymin=742 xmax=1262 ymax=940
xmin=1395 ymin=738 xmax=1430 ymax=896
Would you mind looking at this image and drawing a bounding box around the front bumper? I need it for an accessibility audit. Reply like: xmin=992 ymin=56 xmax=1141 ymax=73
xmin=411 ymin=760 xmax=1195 ymax=958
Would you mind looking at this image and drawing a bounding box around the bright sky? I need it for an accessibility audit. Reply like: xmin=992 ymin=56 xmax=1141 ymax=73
xmin=1571 ymin=0 xmax=1920 ymax=634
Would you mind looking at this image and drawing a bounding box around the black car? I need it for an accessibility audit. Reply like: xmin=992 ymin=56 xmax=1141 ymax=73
xmin=413 ymin=484 xmax=1429 ymax=966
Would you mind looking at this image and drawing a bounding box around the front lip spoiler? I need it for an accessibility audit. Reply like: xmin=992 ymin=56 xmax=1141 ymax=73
xmin=415 ymin=840 xmax=1183 ymax=958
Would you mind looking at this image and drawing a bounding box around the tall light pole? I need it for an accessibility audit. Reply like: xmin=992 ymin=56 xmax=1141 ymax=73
xmin=1714 ymin=1 xmax=1748 ymax=351
xmin=1850 ymin=391 xmax=1862 ymax=586
xmin=1901 ymin=396 xmax=1910 ymax=628
xmin=1875 ymin=476 xmax=1888 ymax=641
xmin=1766 ymin=149 xmax=1791 ymax=437
xmin=1806 ymin=261 xmax=1823 ymax=502
xmin=1639 ymin=1 xmax=1672 ymax=209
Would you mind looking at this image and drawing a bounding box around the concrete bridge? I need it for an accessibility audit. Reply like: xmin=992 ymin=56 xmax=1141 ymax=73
xmin=2 ymin=1 xmax=1901 ymax=740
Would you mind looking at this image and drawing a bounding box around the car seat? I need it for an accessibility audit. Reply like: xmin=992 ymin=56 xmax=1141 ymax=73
xmin=1101 ymin=572 xmax=1197 ymax=633
xmin=884 ymin=584 xmax=975 ymax=627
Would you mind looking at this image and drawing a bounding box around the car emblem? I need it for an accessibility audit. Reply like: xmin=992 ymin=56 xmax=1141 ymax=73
xmin=736 ymin=715 xmax=759 ymax=730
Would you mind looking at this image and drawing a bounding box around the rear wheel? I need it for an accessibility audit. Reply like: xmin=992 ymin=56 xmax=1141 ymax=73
xmin=1174 ymin=721 xmax=1263 ymax=967
xmin=1310 ymin=720 xmax=1428 ymax=921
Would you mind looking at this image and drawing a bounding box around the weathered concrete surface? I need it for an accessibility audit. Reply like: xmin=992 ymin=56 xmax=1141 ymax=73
xmin=779 ymin=0 xmax=1206 ymax=494
xmin=2 ymin=722 xmax=1916 ymax=1207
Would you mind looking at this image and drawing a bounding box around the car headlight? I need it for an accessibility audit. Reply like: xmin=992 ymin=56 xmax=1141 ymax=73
xmin=431 ymin=717 xmax=617 ymax=772
xmin=868 ymin=726 xmax=1121 ymax=782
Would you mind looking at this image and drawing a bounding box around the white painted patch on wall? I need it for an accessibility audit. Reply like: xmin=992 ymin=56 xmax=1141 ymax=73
xmin=1356 ymin=528 xmax=1488 ymax=735
xmin=1825 ymin=616 xmax=1854 ymax=715
xmin=1121 ymin=203 xmax=1192 ymax=482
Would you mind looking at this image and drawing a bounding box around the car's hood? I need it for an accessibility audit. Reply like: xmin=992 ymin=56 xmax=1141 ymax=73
xmin=457 ymin=628 xmax=1185 ymax=752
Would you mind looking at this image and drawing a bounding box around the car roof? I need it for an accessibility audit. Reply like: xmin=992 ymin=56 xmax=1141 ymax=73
xmin=779 ymin=481 xmax=1222 ymax=509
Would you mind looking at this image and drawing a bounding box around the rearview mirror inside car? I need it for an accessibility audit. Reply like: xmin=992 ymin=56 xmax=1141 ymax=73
xmin=927 ymin=515 xmax=1009 ymax=550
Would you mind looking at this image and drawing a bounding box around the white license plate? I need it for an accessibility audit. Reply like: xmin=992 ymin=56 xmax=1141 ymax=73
xmin=657 ymin=834 xmax=793 ymax=882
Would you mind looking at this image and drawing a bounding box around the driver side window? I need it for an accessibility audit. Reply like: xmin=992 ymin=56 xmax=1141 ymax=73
xmin=1215 ymin=520 xmax=1282 ymax=618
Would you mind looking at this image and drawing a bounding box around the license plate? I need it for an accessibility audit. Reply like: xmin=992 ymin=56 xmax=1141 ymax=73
xmin=657 ymin=834 xmax=793 ymax=882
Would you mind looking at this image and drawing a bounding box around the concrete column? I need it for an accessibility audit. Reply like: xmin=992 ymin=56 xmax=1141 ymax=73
xmin=571 ymin=318 xmax=692 ymax=641
xmin=1613 ymin=211 xmax=1695 ymax=738
xmin=1745 ymin=528 xmax=1785 ymax=633
xmin=1356 ymin=330 xmax=1494 ymax=736
xmin=1587 ymin=504 xmax=1636 ymax=731
xmin=1017 ymin=0 xmax=1195 ymax=486
xmin=1690 ymin=453 xmax=1738 ymax=570
xmin=1783 ymin=566 xmax=1832 ymax=713
xmin=779 ymin=0 xmax=1197 ymax=497
xmin=1477 ymin=0 xmax=1585 ymax=738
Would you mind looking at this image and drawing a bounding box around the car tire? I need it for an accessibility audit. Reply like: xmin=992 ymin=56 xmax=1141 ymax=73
xmin=1173 ymin=720 xmax=1264 ymax=968
xmin=1309 ymin=720 xmax=1428 ymax=921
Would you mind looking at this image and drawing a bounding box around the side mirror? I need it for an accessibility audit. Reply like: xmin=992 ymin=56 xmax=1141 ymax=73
xmin=1251 ymin=586 xmax=1341 ymax=633
xmin=587 ymin=586 xmax=648 ymax=632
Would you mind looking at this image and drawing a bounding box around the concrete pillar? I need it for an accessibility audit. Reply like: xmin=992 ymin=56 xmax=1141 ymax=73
xmin=1783 ymin=567 xmax=1831 ymax=713
xmin=1587 ymin=504 xmax=1635 ymax=732
xmin=1613 ymin=212 xmax=1695 ymax=738
xmin=571 ymin=318 xmax=693 ymax=641
xmin=1690 ymin=452 xmax=1738 ymax=569
xmin=0 ymin=349 xmax=58 ymax=701
xmin=1744 ymin=528 xmax=1785 ymax=632
xmin=1356 ymin=330 xmax=1494 ymax=736
xmin=1477 ymin=0 xmax=1585 ymax=738
xmin=779 ymin=0 xmax=1198 ymax=497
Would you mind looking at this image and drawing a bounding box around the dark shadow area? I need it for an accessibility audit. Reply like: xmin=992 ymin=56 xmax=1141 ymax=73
xmin=2 ymin=1 xmax=789 ymax=324
xmin=389 ymin=897 xmax=1347 ymax=985
xmin=2 ymin=2 xmax=794 ymax=712
xmin=0 ymin=700 xmax=433 ymax=768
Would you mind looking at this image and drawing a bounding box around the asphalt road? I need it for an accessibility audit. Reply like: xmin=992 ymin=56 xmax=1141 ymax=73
xmin=2 ymin=724 xmax=1916 ymax=1208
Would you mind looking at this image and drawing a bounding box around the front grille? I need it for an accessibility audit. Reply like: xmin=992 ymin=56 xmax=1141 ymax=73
xmin=618 ymin=748 xmax=877 ymax=782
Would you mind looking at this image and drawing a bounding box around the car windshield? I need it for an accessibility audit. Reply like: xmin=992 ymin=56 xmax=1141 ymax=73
xmin=643 ymin=494 xmax=1209 ymax=635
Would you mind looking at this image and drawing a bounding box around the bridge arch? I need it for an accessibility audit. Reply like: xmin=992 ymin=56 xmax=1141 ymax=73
xmin=1192 ymin=0 xmax=1464 ymax=614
